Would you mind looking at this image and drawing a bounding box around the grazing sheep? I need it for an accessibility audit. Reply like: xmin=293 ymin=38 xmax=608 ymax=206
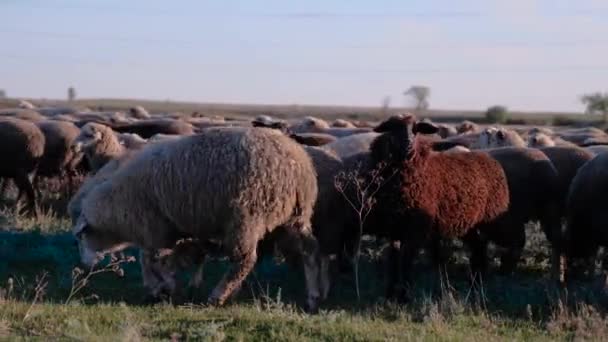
xmin=456 ymin=120 xmax=480 ymax=134
xmin=115 ymin=132 xmax=147 ymax=149
xmin=18 ymin=100 xmax=36 ymax=109
xmin=485 ymin=147 xmax=561 ymax=277
xmin=72 ymin=127 xmax=324 ymax=311
xmin=527 ymin=133 xmax=577 ymax=148
xmin=557 ymin=127 xmax=608 ymax=146
xmin=323 ymin=132 xmax=380 ymax=159
xmin=0 ymin=118 xmax=45 ymax=214
xmin=585 ymin=145 xmax=608 ymax=155
xmin=367 ymin=115 xmax=509 ymax=299
xmin=289 ymin=116 xmax=330 ymax=133
xmin=473 ymin=127 xmax=526 ymax=149
xmin=128 ymin=106 xmax=151 ymax=119
xmin=564 ymin=152 xmax=608 ymax=281
xmin=34 ymin=120 xmax=84 ymax=194
xmin=290 ymin=133 xmax=337 ymax=146
xmin=72 ymin=122 xmax=132 ymax=172
xmin=110 ymin=119 xmax=195 ymax=139
xmin=332 ymin=119 xmax=355 ymax=128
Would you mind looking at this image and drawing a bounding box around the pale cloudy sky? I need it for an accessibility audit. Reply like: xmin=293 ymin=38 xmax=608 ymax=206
xmin=1 ymin=0 xmax=607 ymax=112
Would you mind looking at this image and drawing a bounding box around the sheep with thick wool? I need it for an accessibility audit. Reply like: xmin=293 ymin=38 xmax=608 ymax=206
xmin=368 ymin=115 xmax=509 ymax=299
xmin=72 ymin=127 xmax=324 ymax=311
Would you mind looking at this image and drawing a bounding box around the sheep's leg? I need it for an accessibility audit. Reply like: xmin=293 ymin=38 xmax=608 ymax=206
xmin=396 ymin=239 xmax=421 ymax=303
xmin=384 ymin=240 xmax=401 ymax=299
xmin=0 ymin=178 xmax=10 ymax=200
xmin=430 ymin=237 xmax=451 ymax=296
xmin=319 ymin=254 xmax=331 ymax=301
xmin=13 ymin=172 xmax=37 ymax=217
xmin=499 ymin=225 xmax=526 ymax=275
xmin=464 ymin=231 xmax=488 ymax=288
xmin=208 ymin=249 xmax=257 ymax=306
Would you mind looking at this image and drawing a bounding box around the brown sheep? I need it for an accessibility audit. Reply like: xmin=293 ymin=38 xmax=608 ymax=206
xmin=72 ymin=127 xmax=324 ymax=311
xmin=368 ymin=115 xmax=509 ymax=299
xmin=0 ymin=118 xmax=45 ymax=214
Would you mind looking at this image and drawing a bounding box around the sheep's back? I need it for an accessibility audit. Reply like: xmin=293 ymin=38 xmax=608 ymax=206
xmin=0 ymin=118 xmax=45 ymax=175
xmin=84 ymin=128 xmax=318 ymax=243
xmin=406 ymin=151 xmax=509 ymax=238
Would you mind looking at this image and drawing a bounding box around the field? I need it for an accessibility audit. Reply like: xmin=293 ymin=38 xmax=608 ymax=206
xmin=0 ymin=98 xmax=607 ymax=340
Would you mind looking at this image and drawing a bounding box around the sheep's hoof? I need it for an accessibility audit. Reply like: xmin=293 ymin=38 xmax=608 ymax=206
xmin=305 ymin=296 xmax=320 ymax=314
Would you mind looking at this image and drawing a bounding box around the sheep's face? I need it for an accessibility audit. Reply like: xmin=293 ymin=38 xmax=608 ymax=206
xmin=372 ymin=116 xmax=438 ymax=162
xmin=527 ymin=133 xmax=555 ymax=147
xmin=473 ymin=127 xmax=498 ymax=148
xmin=72 ymin=124 xmax=103 ymax=153
xmin=73 ymin=215 xmax=132 ymax=267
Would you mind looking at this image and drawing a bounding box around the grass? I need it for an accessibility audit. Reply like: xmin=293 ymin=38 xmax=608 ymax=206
xmin=0 ymin=186 xmax=607 ymax=341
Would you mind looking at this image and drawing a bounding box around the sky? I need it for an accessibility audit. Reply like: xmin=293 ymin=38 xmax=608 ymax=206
xmin=1 ymin=0 xmax=608 ymax=112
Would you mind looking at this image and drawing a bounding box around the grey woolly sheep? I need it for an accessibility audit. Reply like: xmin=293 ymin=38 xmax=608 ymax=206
xmin=472 ymin=127 xmax=526 ymax=149
xmin=72 ymin=127 xmax=324 ymax=311
xmin=527 ymin=133 xmax=577 ymax=148
xmin=323 ymin=132 xmax=380 ymax=159
xmin=34 ymin=120 xmax=84 ymax=194
xmin=289 ymin=116 xmax=331 ymax=133
xmin=0 ymin=118 xmax=45 ymax=214
xmin=129 ymin=106 xmax=151 ymax=119
xmin=290 ymin=133 xmax=337 ymax=146
xmin=557 ymin=127 xmax=608 ymax=145
xmin=115 ymin=132 xmax=147 ymax=149
xmin=332 ymin=119 xmax=355 ymax=128
xmin=0 ymin=109 xmax=45 ymax=122
xmin=72 ymin=122 xmax=133 ymax=172
xmin=456 ymin=120 xmax=480 ymax=134
xmin=18 ymin=100 xmax=36 ymax=109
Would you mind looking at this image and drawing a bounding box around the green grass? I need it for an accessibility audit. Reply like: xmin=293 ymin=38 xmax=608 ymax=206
xmin=0 ymin=194 xmax=607 ymax=341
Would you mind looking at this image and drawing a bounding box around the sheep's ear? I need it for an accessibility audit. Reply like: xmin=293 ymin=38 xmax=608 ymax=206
xmin=73 ymin=216 xmax=90 ymax=237
xmin=413 ymin=122 xmax=439 ymax=135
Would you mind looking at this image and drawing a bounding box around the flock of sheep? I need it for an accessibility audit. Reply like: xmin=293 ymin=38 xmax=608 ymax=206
xmin=2 ymin=100 xmax=608 ymax=312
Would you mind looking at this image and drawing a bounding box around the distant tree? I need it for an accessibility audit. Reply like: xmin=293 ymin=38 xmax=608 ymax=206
xmin=404 ymin=85 xmax=430 ymax=113
xmin=485 ymin=105 xmax=509 ymax=124
xmin=0 ymin=89 xmax=5 ymax=99
xmin=68 ymin=86 xmax=76 ymax=102
xmin=581 ymin=92 xmax=608 ymax=122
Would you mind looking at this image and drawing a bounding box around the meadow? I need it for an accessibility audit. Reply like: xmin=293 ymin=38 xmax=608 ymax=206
xmin=0 ymin=98 xmax=607 ymax=341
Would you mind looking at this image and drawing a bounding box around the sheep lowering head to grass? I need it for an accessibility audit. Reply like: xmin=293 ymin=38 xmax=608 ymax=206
xmin=369 ymin=115 xmax=510 ymax=300
xmin=71 ymin=127 xmax=325 ymax=311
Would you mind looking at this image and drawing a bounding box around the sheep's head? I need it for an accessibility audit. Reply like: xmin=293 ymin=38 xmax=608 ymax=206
xmin=73 ymin=214 xmax=132 ymax=267
xmin=371 ymin=114 xmax=438 ymax=163
xmin=251 ymin=117 xmax=289 ymax=133
xmin=472 ymin=127 xmax=498 ymax=149
xmin=527 ymin=132 xmax=555 ymax=147
xmin=72 ymin=123 xmax=107 ymax=153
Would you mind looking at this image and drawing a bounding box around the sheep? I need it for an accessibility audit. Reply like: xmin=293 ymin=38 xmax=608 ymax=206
xmin=290 ymin=133 xmax=337 ymax=146
xmin=585 ymin=145 xmax=608 ymax=155
xmin=0 ymin=109 xmax=45 ymax=122
xmin=72 ymin=122 xmax=133 ymax=172
xmin=472 ymin=127 xmax=526 ymax=149
xmin=556 ymin=127 xmax=608 ymax=146
xmin=322 ymin=132 xmax=380 ymax=159
xmin=332 ymin=119 xmax=355 ymax=128
xmin=289 ymin=116 xmax=370 ymax=138
xmin=527 ymin=133 xmax=577 ymax=148
xmin=564 ymin=152 xmax=608 ymax=282
xmin=115 ymin=132 xmax=147 ymax=149
xmin=110 ymin=119 xmax=195 ymax=139
xmin=456 ymin=120 xmax=480 ymax=134
xmin=0 ymin=118 xmax=45 ymax=214
xmin=34 ymin=120 xmax=84 ymax=195
xmin=289 ymin=116 xmax=330 ymax=133
xmin=436 ymin=123 xmax=457 ymax=138
xmin=367 ymin=115 xmax=509 ymax=299
xmin=484 ymin=147 xmax=561 ymax=277
xmin=128 ymin=106 xmax=151 ymax=119
xmin=72 ymin=127 xmax=325 ymax=311
xmin=18 ymin=100 xmax=36 ymax=109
